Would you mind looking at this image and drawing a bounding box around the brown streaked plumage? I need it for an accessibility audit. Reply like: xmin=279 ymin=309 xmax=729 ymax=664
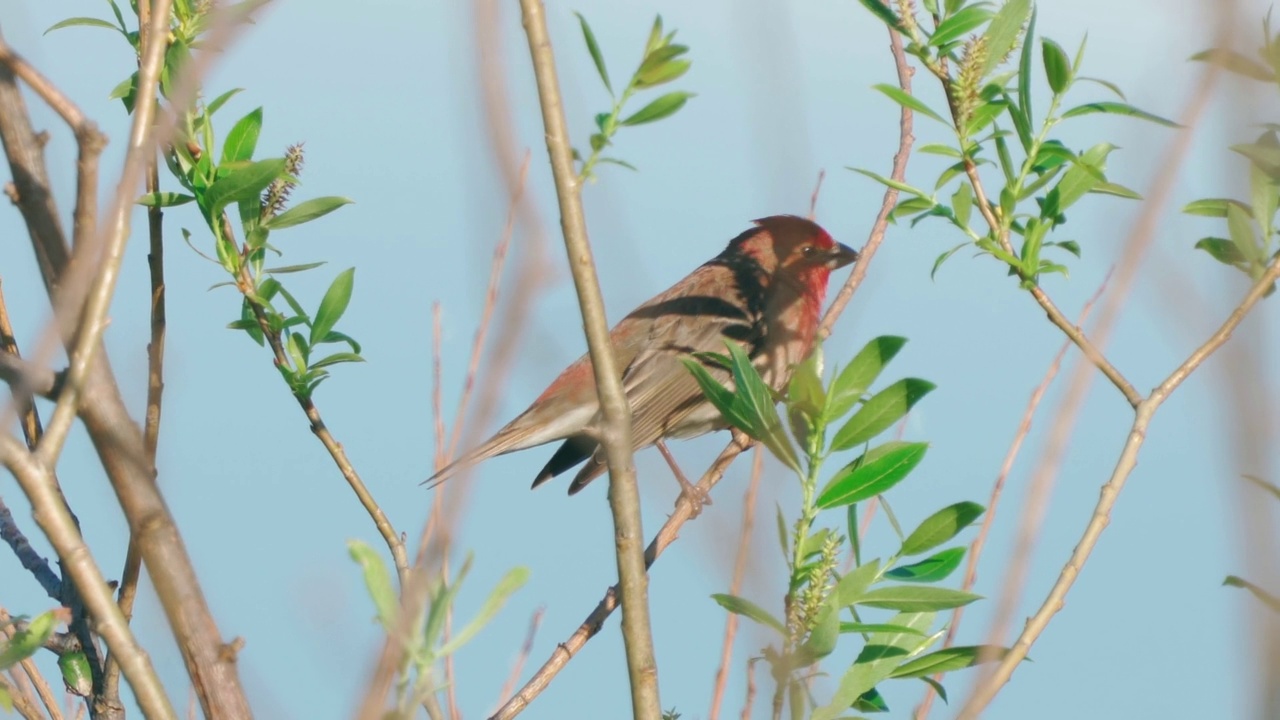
xmin=427 ymin=215 xmax=857 ymax=493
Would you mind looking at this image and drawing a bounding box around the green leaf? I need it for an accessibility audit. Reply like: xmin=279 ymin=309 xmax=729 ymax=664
xmin=620 ymin=92 xmax=694 ymax=126
xmin=810 ymin=612 xmax=936 ymax=720
xmin=310 ymin=352 xmax=366 ymax=370
xmin=347 ymin=541 xmax=396 ymax=630
xmin=265 ymin=196 xmax=353 ymax=230
xmin=1182 ymin=197 xmax=1249 ymax=218
xmin=205 ymin=157 xmax=286 ymax=215
xmin=438 ymin=566 xmax=530 ymax=656
xmin=1190 ymin=49 xmax=1276 ymax=81
xmin=1016 ymin=8 xmax=1036 ymax=128
xmin=222 ymin=107 xmax=263 ymax=164
xmin=929 ymin=5 xmax=993 ymax=47
xmin=1050 ymin=143 xmax=1114 ymax=212
xmin=901 ymin=501 xmax=985 ymax=555
xmin=1091 ymin=181 xmax=1141 ymax=200
xmin=884 ymin=547 xmax=966 ymax=583
xmin=137 ymin=191 xmax=196 ymax=208
xmin=831 ymin=379 xmax=935 ymax=451
xmin=725 ymin=341 xmax=801 ymax=472
xmin=311 ymin=268 xmax=355 ymax=346
xmin=1060 ymin=101 xmax=1178 ymax=127
xmin=872 ymin=83 xmax=947 ymax=124
xmin=1041 ymin=38 xmax=1072 ymax=94
xmin=425 ymin=554 xmax=474 ymax=651
xmin=711 ymin=593 xmax=786 ymax=635
xmin=817 ymin=442 xmax=929 ymax=509
xmin=1226 ymin=202 xmax=1263 ymax=264
xmin=1223 ymin=575 xmax=1280 ymax=612
xmin=889 ymin=645 xmax=1012 ymax=678
xmin=57 ymin=651 xmax=93 ymax=696
xmin=800 ymin=594 xmax=841 ymax=660
xmin=635 ymin=59 xmax=691 ymax=88
xmin=827 ymin=336 xmax=908 ymax=420
xmin=850 ymin=167 xmax=930 ymax=197
xmin=951 ymin=182 xmax=973 ymax=228
xmin=206 ymin=87 xmax=244 ymax=116
xmin=855 ymin=0 xmax=906 ymax=32
xmin=931 ymin=242 xmax=968 ymax=280
xmin=683 ymin=359 xmax=755 ymax=435
xmin=918 ymin=143 xmax=963 ymax=158
xmin=574 ymin=12 xmax=612 ymax=94
xmin=266 ymin=261 xmax=327 ymax=274
xmin=979 ymin=0 xmax=1032 ymax=80
xmin=45 ymin=17 xmax=124 ymax=35
xmin=0 ymin=610 xmax=57 ymax=669
xmin=835 ymin=559 xmax=882 ymax=606
xmin=776 ymin=503 xmax=790 ymax=563
xmin=856 ymin=585 xmax=981 ymax=611
xmin=839 ymin=622 xmax=927 ymax=635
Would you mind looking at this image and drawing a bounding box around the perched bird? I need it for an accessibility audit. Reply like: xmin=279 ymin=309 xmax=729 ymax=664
xmin=428 ymin=215 xmax=857 ymax=494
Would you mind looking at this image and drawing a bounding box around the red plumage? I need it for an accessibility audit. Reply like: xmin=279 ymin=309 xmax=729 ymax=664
xmin=428 ymin=215 xmax=857 ymax=493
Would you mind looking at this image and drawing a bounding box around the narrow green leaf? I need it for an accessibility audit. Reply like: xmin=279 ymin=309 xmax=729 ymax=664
xmin=45 ymin=17 xmax=123 ymax=35
xmin=574 ymin=12 xmax=612 ymax=94
xmin=620 ymin=91 xmax=693 ymax=126
xmin=835 ymin=559 xmax=882 ymax=607
xmin=831 ymin=379 xmax=935 ymax=452
xmin=951 ymin=182 xmax=973 ymax=228
xmin=347 ymin=540 xmax=397 ymax=631
xmin=1091 ymin=181 xmax=1141 ymax=199
xmin=310 ymin=352 xmax=365 ymax=370
xmin=979 ymin=0 xmax=1032 ymax=79
xmin=683 ymin=358 xmax=754 ymax=433
xmin=856 ymin=585 xmax=981 ymax=611
xmin=810 ymin=612 xmax=936 ymax=720
xmin=635 ymin=59 xmax=691 ymax=88
xmin=1061 ymin=101 xmax=1178 ymax=127
xmin=918 ymin=143 xmax=963 ymax=158
xmin=438 ymin=567 xmax=530 ymax=656
xmin=929 ymin=6 xmax=994 ymax=47
xmin=726 ymin=341 xmax=800 ymax=472
xmin=839 ymin=622 xmax=927 ymax=635
xmin=885 ymin=547 xmax=966 ymax=583
xmin=1223 ymin=575 xmax=1280 ymax=612
xmin=206 ymin=87 xmax=244 ymax=116
xmin=901 ymin=502 xmax=985 ymax=556
xmin=1190 ymin=49 xmax=1276 ymax=81
xmin=0 ymin=610 xmax=57 ymax=669
xmin=425 ymin=555 xmax=474 ymax=651
xmin=311 ymin=268 xmax=355 ymax=346
xmin=1182 ymin=198 xmax=1248 ymax=218
xmin=827 ymin=336 xmax=908 ymax=420
xmin=1016 ymin=8 xmax=1036 ymax=126
xmin=889 ymin=645 xmax=1012 ymax=678
xmin=137 ymin=191 xmax=196 ymax=208
xmin=873 ymin=83 xmax=947 ymax=124
xmin=1050 ymin=143 xmax=1113 ymax=212
xmin=1226 ymin=202 xmax=1263 ymax=264
xmin=266 ymin=196 xmax=353 ymax=230
xmin=800 ymin=594 xmax=841 ymax=660
xmin=221 ymin=107 xmax=263 ymax=164
xmin=931 ymin=242 xmax=968 ymax=280
xmin=266 ymin=261 xmax=327 ymax=274
xmin=855 ymin=0 xmax=906 ymax=32
xmin=711 ymin=593 xmax=786 ymax=635
xmin=205 ymin=157 xmax=286 ymax=215
xmin=817 ymin=441 xmax=929 ymax=509
xmin=1041 ymin=38 xmax=1072 ymax=94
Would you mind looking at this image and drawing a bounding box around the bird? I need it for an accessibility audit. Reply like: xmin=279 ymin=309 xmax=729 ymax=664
xmin=427 ymin=214 xmax=858 ymax=496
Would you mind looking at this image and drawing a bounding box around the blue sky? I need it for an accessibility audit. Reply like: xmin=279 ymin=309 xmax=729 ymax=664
xmin=2 ymin=0 xmax=1278 ymax=718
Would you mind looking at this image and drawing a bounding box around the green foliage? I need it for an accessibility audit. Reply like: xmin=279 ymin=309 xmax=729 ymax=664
xmin=854 ymin=0 xmax=1174 ymax=288
xmin=573 ymin=14 xmax=695 ymax=181
xmin=0 ymin=609 xmax=59 ymax=708
xmin=349 ymin=542 xmax=530 ymax=714
xmin=1183 ymin=21 xmax=1280 ymax=293
xmin=694 ymin=337 xmax=1002 ymax=717
xmin=73 ymin=2 xmax=362 ymax=401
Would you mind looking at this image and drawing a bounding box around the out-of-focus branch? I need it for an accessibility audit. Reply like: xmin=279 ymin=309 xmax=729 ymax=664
xmin=0 ymin=435 xmax=175 ymax=720
xmin=709 ymin=446 xmax=763 ymax=720
xmin=516 ymin=1 xmax=658 ymax=717
xmin=492 ymin=434 xmax=753 ymax=720
xmin=0 ymin=9 xmax=255 ymax=716
xmin=818 ymin=27 xmax=913 ymax=340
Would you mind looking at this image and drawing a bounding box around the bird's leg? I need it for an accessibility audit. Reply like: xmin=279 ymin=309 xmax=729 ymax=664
xmin=655 ymin=439 xmax=712 ymax=517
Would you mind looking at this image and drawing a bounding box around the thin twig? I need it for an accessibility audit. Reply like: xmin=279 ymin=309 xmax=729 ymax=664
xmin=956 ymin=54 xmax=1232 ymax=719
xmin=807 ymin=170 xmax=825 ymax=221
xmin=818 ymin=27 xmax=913 ymax=341
xmin=912 ymin=276 xmax=1107 ymax=720
xmin=495 ymin=607 xmax=545 ymax=711
xmin=492 ymin=435 xmax=753 ymax=720
xmin=517 ymin=1 xmax=657 ymax=717
xmin=740 ymin=657 xmax=760 ymax=720
xmin=709 ymin=446 xmax=764 ymax=720
xmin=105 ymin=0 xmax=166 ymax=708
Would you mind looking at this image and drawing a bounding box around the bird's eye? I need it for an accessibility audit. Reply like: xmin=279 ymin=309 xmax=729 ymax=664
xmin=801 ymin=245 xmax=816 ymax=256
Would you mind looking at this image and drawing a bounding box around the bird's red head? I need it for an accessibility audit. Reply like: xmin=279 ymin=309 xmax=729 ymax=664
xmin=728 ymin=215 xmax=858 ymax=295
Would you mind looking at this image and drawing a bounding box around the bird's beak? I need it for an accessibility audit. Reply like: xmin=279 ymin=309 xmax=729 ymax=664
xmin=827 ymin=242 xmax=859 ymax=270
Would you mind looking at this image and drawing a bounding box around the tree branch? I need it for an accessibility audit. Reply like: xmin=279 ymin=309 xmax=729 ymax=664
xmin=516 ymin=1 xmax=658 ymax=717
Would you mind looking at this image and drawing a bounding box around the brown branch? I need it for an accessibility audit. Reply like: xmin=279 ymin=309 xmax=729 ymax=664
xmin=708 ymin=446 xmax=763 ymax=720
xmin=517 ymin=1 xmax=658 ymax=717
xmin=0 ymin=7 xmax=256 ymax=715
xmin=957 ymin=53 xmax=1231 ymax=718
xmin=913 ymin=276 xmax=1107 ymax=719
xmin=104 ymin=0 xmax=166 ymax=709
xmin=492 ymin=434 xmax=753 ymax=720
xmin=807 ymin=169 xmax=825 ymax=221
xmin=818 ymin=27 xmax=914 ymax=340
xmin=739 ymin=657 xmax=760 ymax=720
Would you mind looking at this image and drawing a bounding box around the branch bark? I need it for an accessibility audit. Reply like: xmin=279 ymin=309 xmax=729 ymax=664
xmin=516 ymin=1 xmax=658 ymax=717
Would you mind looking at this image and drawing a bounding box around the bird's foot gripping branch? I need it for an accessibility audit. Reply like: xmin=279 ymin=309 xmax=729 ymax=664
xmin=689 ymin=336 xmax=1010 ymax=719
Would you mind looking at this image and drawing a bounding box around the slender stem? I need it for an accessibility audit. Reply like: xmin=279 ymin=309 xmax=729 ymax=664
xmin=709 ymin=447 xmax=763 ymax=720
xmin=517 ymin=2 xmax=658 ymax=718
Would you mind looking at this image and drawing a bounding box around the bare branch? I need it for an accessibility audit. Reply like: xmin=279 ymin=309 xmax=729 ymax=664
xmin=709 ymin=446 xmax=763 ymax=720
xmin=516 ymin=1 xmax=657 ymax=716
